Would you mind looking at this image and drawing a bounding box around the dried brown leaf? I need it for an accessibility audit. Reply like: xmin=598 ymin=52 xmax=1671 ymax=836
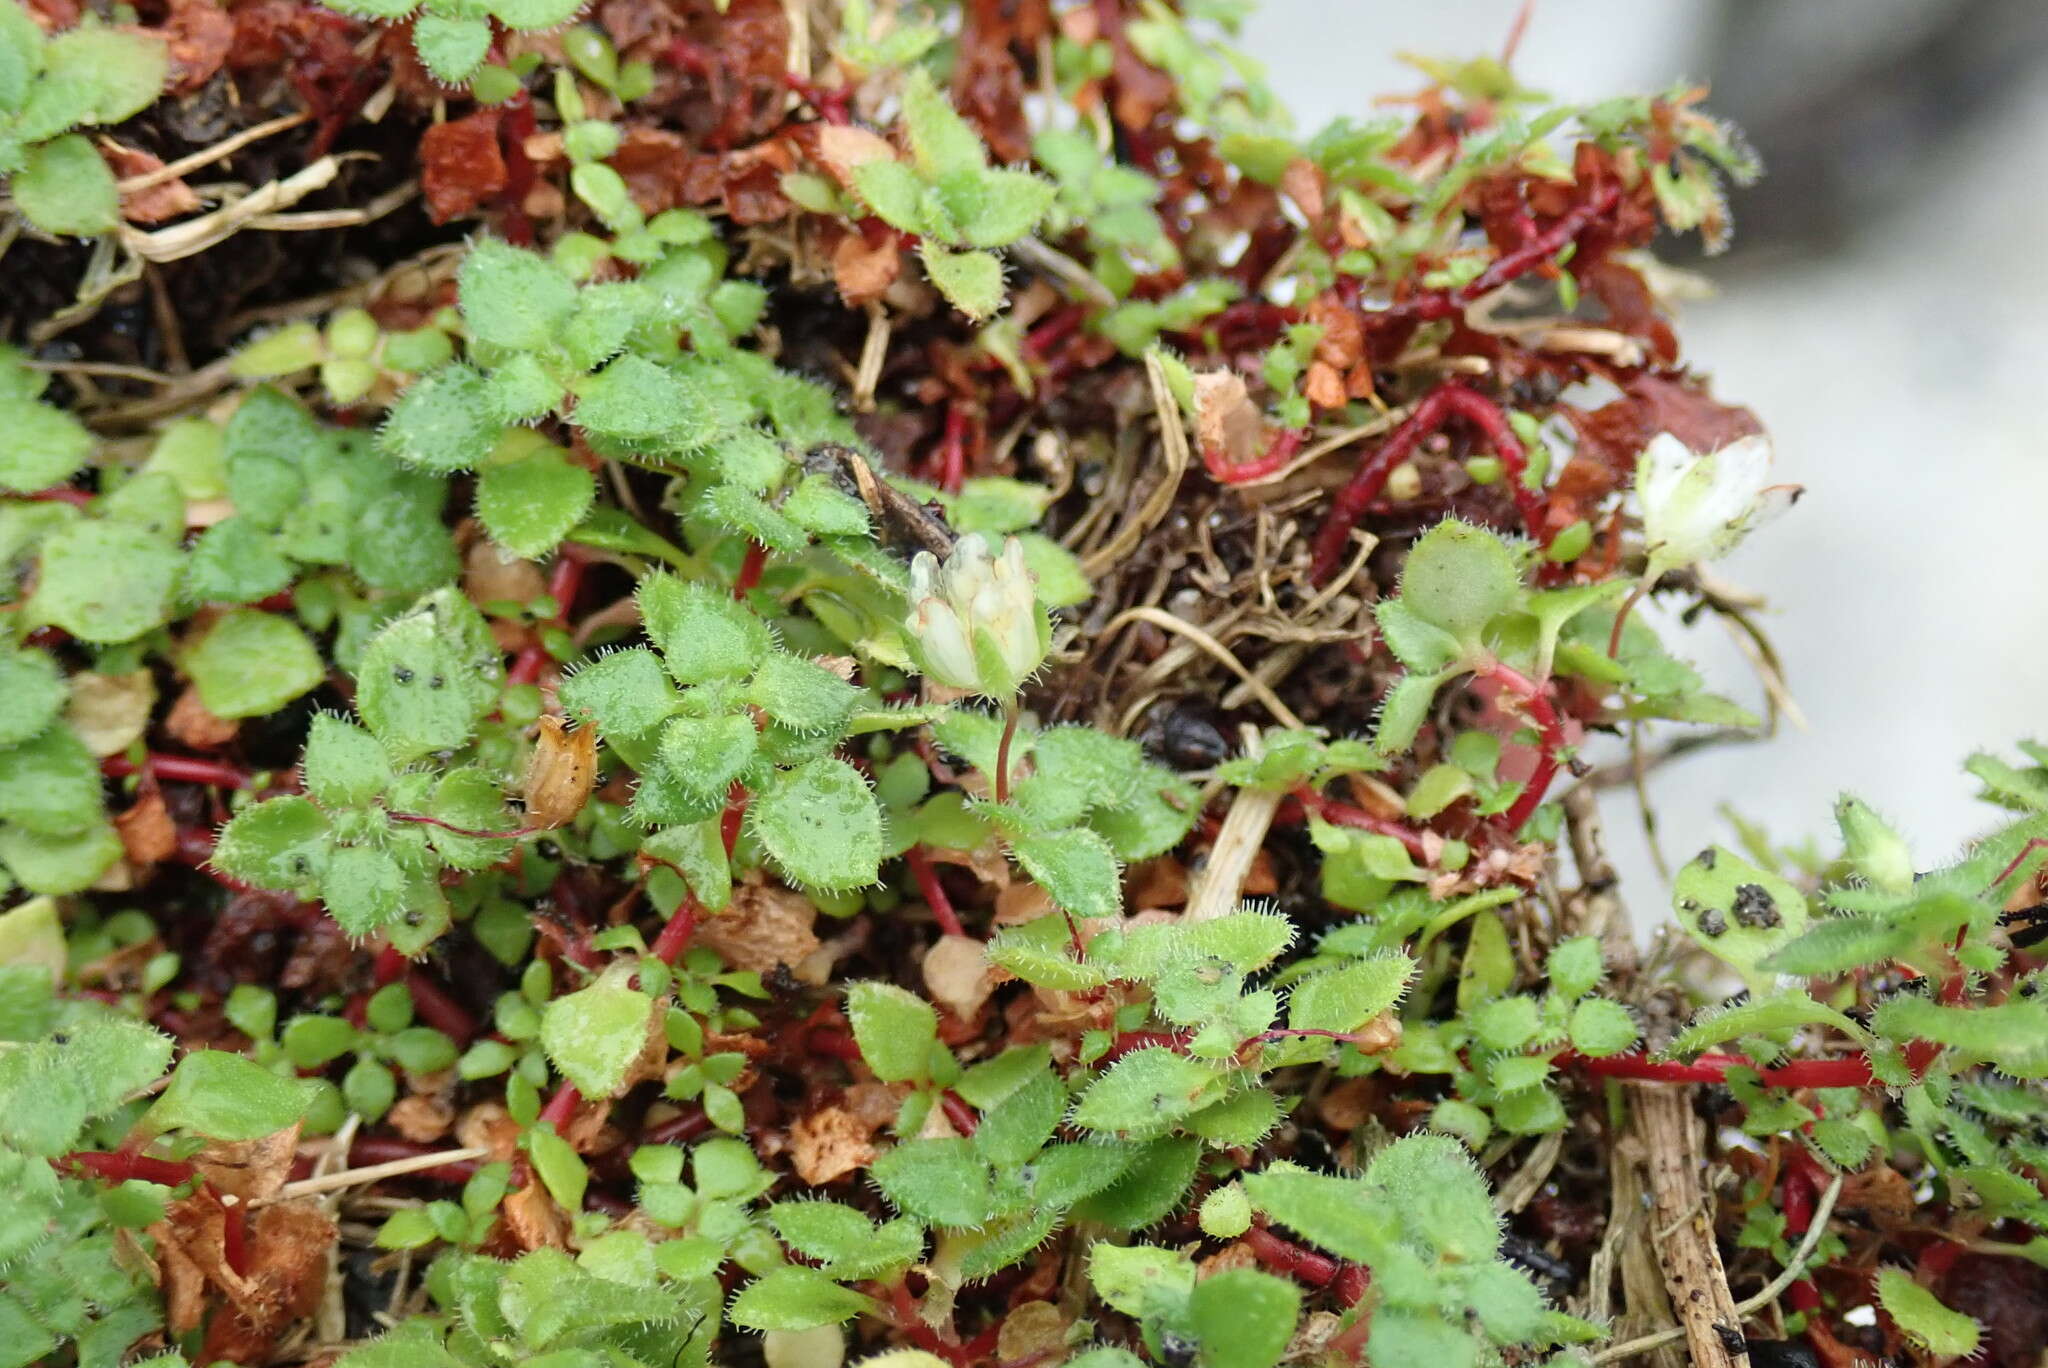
xmin=789 ymin=1104 xmax=878 ymax=1186
xmin=696 ymin=878 xmax=820 ymax=974
xmin=523 ymin=716 xmax=598 ymax=828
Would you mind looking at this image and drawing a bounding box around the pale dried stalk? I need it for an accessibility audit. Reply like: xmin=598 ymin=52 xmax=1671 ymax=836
xmin=1627 ymin=1086 xmax=1748 ymax=1368
xmin=1099 ymin=606 xmax=1304 ymax=732
xmin=119 ymin=156 xmax=344 ymax=263
xmin=1081 ymin=352 xmax=1188 ymax=578
xmin=1185 ymin=784 xmax=1284 ymax=924
xmin=254 ymin=1145 xmax=491 ymax=1206
xmin=113 ymin=111 xmax=311 ymax=194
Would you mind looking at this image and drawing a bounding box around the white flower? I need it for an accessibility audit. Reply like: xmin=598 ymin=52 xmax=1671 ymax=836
xmin=905 ymin=533 xmax=1050 ymax=700
xmin=1637 ymin=432 xmax=1801 ymax=578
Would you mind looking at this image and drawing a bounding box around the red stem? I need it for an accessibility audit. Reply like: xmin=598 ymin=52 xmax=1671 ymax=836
xmin=650 ymin=896 xmax=700 ymax=964
xmin=220 ymin=1193 xmax=249 ymax=1277
xmin=1485 ymin=662 xmax=1566 ymax=832
xmin=405 ymin=970 xmax=480 ymax=1044
xmin=387 ymin=812 xmax=543 ymax=841
xmin=507 ymin=551 xmax=586 ymax=687
xmin=1559 ymin=1049 xmax=1876 ymax=1090
xmin=1291 ymin=784 xmax=1428 ymax=860
xmin=102 ymin=754 xmax=255 ymax=789
xmin=733 ymin=541 xmax=768 ymax=600
xmin=932 ymin=404 xmax=970 ymax=494
xmin=1388 ymin=181 xmax=1622 ymax=323
xmin=938 ymin=1091 xmax=979 ymax=1136
xmin=1310 ymin=381 xmax=1546 ymax=583
xmin=1244 ymin=1224 xmax=1343 ymax=1287
xmin=24 ymin=486 xmax=93 ymax=506
xmin=1207 ymin=428 xmax=1305 ymax=485
xmin=781 ymin=70 xmax=851 ymax=125
xmin=721 ymin=783 xmax=747 ymax=857
xmin=906 ymin=846 xmax=965 ymax=938
xmin=538 ymin=1083 xmax=581 ymax=1129
xmin=64 ymin=1151 xmax=196 ymax=1186
xmin=641 ymin=1106 xmax=712 ymax=1147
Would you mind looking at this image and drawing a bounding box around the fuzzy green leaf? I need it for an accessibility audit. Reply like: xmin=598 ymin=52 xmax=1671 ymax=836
xmin=144 ymin=1049 xmax=309 ymax=1141
xmin=541 ymin=983 xmax=655 ymax=1098
xmin=1287 ymin=954 xmax=1411 ymax=1034
xmin=183 ymin=610 xmax=324 ymax=719
xmin=1008 ymin=825 xmax=1121 ymax=921
xmin=476 ymin=448 xmax=597 ymax=559
xmin=729 ymin=1265 xmax=874 ymax=1331
xmin=574 ymin=355 xmax=707 ymax=442
xmin=320 ymin=844 xmax=406 ymax=936
xmin=1670 ymin=845 xmax=1809 ymax=991
xmin=1874 ymin=1269 xmax=1979 ymax=1358
xmin=1566 ymin=998 xmax=1639 ymax=1057
xmin=1184 ymin=1268 xmax=1300 ymax=1368
xmin=29 ymin=518 xmax=181 ymax=643
xmin=1665 ymin=993 xmax=1864 ymax=1059
xmin=560 ymin=647 xmax=680 ymax=739
xmin=0 ymin=723 xmax=102 ymax=835
xmin=1087 ymin=1242 xmax=1194 ymax=1319
xmin=639 ymin=572 xmax=773 ymax=683
xmin=211 ymin=796 xmax=329 ymax=890
xmin=846 ymin=981 xmax=938 ymax=1084
xmin=458 ymin=238 xmax=579 ymax=351
xmin=1072 ymin=1047 xmax=1222 ymax=1136
xmin=1394 ymin=518 xmax=1522 ymax=651
xmin=750 ymin=757 xmax=882 ymax=891
xmin=411 ymin=11 xmax=491 ymax=83
xmin=918 ymin=243 xmax=1007 ymax=320
xmin=380 ymin=364 xmax=501 ymax=472
xmin=302 ymin=714 xmax=392 ymax=809
xmin=11 ymin=133 xmax=118 ymax=235
xmin=869 ymin=1136 xmax=997 ymax=1227
xmin=745 ymin=652 xmax=861 ymax=735
xmin=0 ymin=395 xmax=92 ymax=493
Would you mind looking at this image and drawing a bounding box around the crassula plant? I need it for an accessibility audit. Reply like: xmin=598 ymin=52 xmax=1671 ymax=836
xmin=1 ymin=3 xmax=2042 ymax=1368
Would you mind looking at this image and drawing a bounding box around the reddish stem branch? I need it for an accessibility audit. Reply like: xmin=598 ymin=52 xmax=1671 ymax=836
xmin=781 ymin=71 xmax=851 ymax=125
xmin=1559 ymin=1049 xmax=1877 ymax=1090
xmin=994 ymin=707 xmax=1019 ymax=807
xmin=220 ymin=1192 xmax=250 ymax=1277
xmin=650 ymin=896 xmax=699 ymax=965
xmin=64 ymin=1151 xmax=196 ymax=1186
xmin=938 ymin=1091 xmax=979 ymax=1136
xmin=538 ymin=1083 xmax=581 ymax=1130
xmin=387 ymin=812 xmax=544 ymax=841
xmin=721 ymin=782 xmax=747 ymax=857
xmin=506 ymin=551 xmax=587 ymax=687
xmin=1310 ymin=381 xmax=1546 ymax=584
xmin=1484 ymin=662 xmax=1566 ymax=832
xmin=733 ymin=541 xmax=769 ymax=600
xmin=905 ymin=846 xmax=964 ymax=938
xmin=102 ymin=754 xmax=255 ymax=789
xmin=405 ymin=970 xmax=480 ymax=1044
xmin=1290 ymin=784 xmax=1428 ymax=860
xmin=1206 ymin=427 xmax=1305 ymax=485
xmin=1388 ymin=181 xmax=1622 ymax=323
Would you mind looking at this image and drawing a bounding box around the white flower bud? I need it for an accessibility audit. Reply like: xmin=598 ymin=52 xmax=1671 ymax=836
xmin=904 ymin=533 xmax=1051 ymax=700
xmin=1637 ymin=432 xmax=1800 ymax=580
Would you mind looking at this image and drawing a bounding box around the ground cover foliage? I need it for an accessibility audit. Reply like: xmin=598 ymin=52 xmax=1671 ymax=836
xmin=2 ymin=1 xmax=2046 ymax=1366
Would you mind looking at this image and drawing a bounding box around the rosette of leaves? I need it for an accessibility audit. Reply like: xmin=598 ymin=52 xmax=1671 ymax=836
xmin=1243 ymin=1134 xmax=1602 ymax=1365
xmin=0 ymin=939 xmax=313 ymax=1367
xmin=177 ymin=384 xmax=457 ymax=602
xmin=335 ymin=1245 xmax=721 ymax=1368
xmin=843 ymin=69 xmax=1057 ymax=319
xmin=210 ymin=592 xmax=513 ymax=943
xmin=0 ymin=1 xmax=167 ymax=235
xmin=0 ymin=639 xmax=123 ymax=895
xmin=317 ymin=0 xmax=584 ymax=86
xmin=375 ymin=233 xmax=855 ymax=564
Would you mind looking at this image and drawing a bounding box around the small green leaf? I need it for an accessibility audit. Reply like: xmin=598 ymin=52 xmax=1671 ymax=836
xmin=411 ymin=11 xmax=491 ymax=83
xmin=527 ymin=1122 xmax=587 ymax=1212
xmin=1393 ymin=517 xmax=1523 ymax=651
xmin=846 ymin=981 xmax=938 ymax=1084
xmin=144 ymin=1050 xmax=310 ymax=1141
xmin=1008 ymin=825 xmax=1121 ymax=921
xmin=183 ymin=610 xmax=325 ymax=719
xmin=380 ymin=364 xmax=501 ymax=472
xmin=12 ymin=133 xmax=118 ymax=235
xmin=656 ymin=714 xmax=757 ymax=799
xmin=1566 ymin=998 xmax=1639 ymax=1057
xmin=303 ymin=714 xmax=393 ymax=808
xmin=750 ymin=757 xmax=883 ymax=891
xmin=746 ymin=652 xmax=861 ymax=735
xmin=638 ymin=572 xmax=773 ymax=683
xmin=1665 ymin=993 xmax=1863 ymax=1059
xmin=729 ymin=1266 xmax=874 ymax=1330
xmin=458 ymin=238 xmax=579 ymax=350
xmin=561 ymin=647 xmax=680 ymax=739
xmin=1874 ymin=1269 xmax=1979 ymax=1358
xmin=850 ymin=158 xmax=928 ymax=233
xmin=869 ymin=1136 xmax=996 ymax=1227
xmin=1287 ymin=954 xmax=1411 ymax=1033
xmin=574 ymin=355 xmax=708 ymax=442
xmin=1185 ymin=1268 xmax=1300 ymax=1368
xmin=29 ymin=518 xmax=182 ymax=643
xmin=541 ymin=983 xmax=655 ymax=1097
xmin=901 ymin=69 xmax=986 ymax=177
xmin=321 ymin=844 xmax=406 ymax=937
xmin=1671 ymin=845 xmax=1810 ymax=993
xmin=0 ymin=723 xmax=103 ymax=835
xmin=1072 ymin=1047 xmax=1222 ymax=1135
xmin=476 ymin=449 xmax=597 ymax=559
xmin=919 ymin=244 xmax=1007 ymax=320
xmin=211 ymin=796 xmax=330 ymax=890
xmin=1087 ymin=1242 xmax=1194 ymax=1319
xmin=0 ymin=395 xmax=92 ymax=493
